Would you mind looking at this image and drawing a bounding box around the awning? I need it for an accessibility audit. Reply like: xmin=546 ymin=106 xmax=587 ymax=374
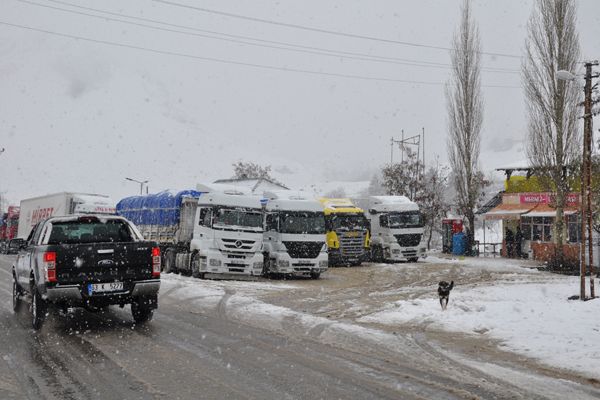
xmin=484 ymin=204 xmax=534 ymax=220
xmin=521 ymin=204 xmax=578 ymax=218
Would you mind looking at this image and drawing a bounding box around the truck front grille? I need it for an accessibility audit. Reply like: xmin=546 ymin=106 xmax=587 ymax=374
xmin=221 ymin=238 xmax=255 ymax=251
xmin=339 ymin=234 xmax=365 ymax=257
xmin=394 ymin=234 xmax=421 ymax=247
xmin=282 ymin=241 xmax=322 ymax=259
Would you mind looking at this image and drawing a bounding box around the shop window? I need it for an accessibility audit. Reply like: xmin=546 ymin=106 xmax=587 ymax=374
xmin=567 ymin=214 xmax=581 ymax=243
xmin=522 ymin=216 xmax=553 ymax=242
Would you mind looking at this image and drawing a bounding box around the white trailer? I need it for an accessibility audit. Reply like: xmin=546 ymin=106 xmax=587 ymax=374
xmin=355 ymin=196 xmax=426 ymax=262
xmin=263 ymin=191 xmax=328 ymax=279
xmin=18 ymin=192 xmax=115 ymax=239
xmin=179 ymin=183 xmax=264 ymax=278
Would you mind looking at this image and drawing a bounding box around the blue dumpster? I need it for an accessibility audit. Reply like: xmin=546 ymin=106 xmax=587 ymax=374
xmin=452 ymin=232 xmax=467 ymax=256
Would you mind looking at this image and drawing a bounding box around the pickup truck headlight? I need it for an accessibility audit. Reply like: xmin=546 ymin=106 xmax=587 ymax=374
xmin=209 ymin=259 xmax=222 ymax=267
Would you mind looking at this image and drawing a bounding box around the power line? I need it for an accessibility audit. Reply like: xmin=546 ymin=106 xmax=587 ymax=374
xmin=34 ymin=0 xmax=520 ymax=74
xmin=153 ymin=0 xmax=524 ymax=60
xmin=0 ymin=20 xmax=522 ymax=88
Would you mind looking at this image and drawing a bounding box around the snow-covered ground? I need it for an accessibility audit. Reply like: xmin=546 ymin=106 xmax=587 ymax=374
xmin=160 ymin=256 xmax=600 ymax=381
xmin=359 ymin=264 xmax=600 ymax=380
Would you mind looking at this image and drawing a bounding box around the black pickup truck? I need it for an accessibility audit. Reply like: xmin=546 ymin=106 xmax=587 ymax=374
xmin=11 ymin=215 xmax=161 ymax=329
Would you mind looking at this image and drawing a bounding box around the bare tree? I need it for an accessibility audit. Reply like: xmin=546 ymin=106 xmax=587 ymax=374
xmin=381 ymin=148 xmax=423 ymax=201
xmin=446 ymin=0 xmax=484 ymax=244
xmin=232 ymin=161 xmax=275 ymax=180
xmin=522 ymin=0 xmax=580 ymax=265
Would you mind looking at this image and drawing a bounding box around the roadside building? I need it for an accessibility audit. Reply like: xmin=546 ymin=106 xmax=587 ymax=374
xmin=482 ymin=166 xmax=584 ymax=263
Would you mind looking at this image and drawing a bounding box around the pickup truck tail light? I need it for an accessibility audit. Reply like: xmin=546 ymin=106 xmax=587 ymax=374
xmin=43 ymin=251 xmax=57 ymax=283
xmin=151 ymin=247 xmax=161 ymax=277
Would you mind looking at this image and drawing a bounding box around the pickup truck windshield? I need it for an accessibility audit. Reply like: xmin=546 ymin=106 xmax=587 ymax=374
xmin=384 ymin=211 xmax=424 ymax=229
xmin=213 ymin=208 xmax=263 ymax=230
xmin=279 ymin=212 xmax=326 ymax=234
xmin=47 ymin=220 xmax=134 ymax=244
xmin=328 ymin=214 xmax=369 ymax=232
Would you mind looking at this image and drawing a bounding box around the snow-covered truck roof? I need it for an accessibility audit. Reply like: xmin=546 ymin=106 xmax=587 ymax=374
xmin=264 ymin=191 xmax=323 ymax=212
xmin=318 ymin=198 xmax=364 ymax=215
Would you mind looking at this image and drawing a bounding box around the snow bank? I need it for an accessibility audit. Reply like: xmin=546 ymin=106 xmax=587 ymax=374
xmin=359 ymin=277 xmax=600 ymax=379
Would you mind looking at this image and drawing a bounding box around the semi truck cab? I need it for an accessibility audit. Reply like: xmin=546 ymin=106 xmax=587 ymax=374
xmin=263 ymin=191 xmax=328 ymax=279
xmin=190 ymin=186 xmax=264 ymax=278
xmin=361 ymin=196 xmax=426 ymax=263
xmin=319 ymin=198 xmax=370 ymax=266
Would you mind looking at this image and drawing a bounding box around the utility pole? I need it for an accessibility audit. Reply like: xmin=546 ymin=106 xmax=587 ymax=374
xmin=584 ymin=61 xmax=599 ymax=299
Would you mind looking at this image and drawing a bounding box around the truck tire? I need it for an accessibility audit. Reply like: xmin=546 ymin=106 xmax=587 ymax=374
xmin=310 ymin=272 xmax=321 ymax=280
xmin=12 ymin=274 xmax=21 ymax=312
xmin=31 ymin=286 xmax=47 ymax=330
xmin=163 ymin=249 xmax=175 ymax=274
xmin=408 ymin=257 xmax=419 ymax=263
xmin=191 ymin=252 xmax=204 ymax=279
xmin=131 ymin=297 xmax=154 ymax=324
xmin=371 ymin=245 xmax=383 ymax=263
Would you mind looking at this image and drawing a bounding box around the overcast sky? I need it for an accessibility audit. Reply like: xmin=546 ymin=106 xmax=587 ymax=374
xmin=1 ymin=0 xmax=599 ymax=205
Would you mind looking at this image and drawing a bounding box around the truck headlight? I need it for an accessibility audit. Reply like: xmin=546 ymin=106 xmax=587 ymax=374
xmin=278 ymin=260 xmax=289 ymax=268
xmin=319 ymin=260 xmax=328 ymax=268
xmin=209 ymin=259 xmax=222 ymax=267
xmin=253 ymin=262 xmax=263 ymax=269
xmin=321 ymin=243 xmax=328 ymax=252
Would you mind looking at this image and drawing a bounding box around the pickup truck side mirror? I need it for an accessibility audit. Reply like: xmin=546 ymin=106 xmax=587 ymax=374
xmin=9 ymin=238 xmax=26 ymax=250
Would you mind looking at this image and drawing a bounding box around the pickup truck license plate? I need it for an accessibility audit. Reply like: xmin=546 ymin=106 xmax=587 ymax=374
xmin=88 ymin=282 xmax=124 ymax=294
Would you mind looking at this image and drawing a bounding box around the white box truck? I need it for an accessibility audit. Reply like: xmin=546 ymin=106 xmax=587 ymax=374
xmin=263 ymin=191 xmax=328 ymax=279
xmin=18 ymin=192 xmax=116 ymax=239
xmin=355 ymin=196 xmax=426 ymax=262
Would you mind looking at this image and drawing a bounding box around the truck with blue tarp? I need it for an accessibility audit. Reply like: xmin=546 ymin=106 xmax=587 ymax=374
xmin=117 ymin=186 xmax=264 ymax=279
xmin=116 ymin=190 xmax=202 ymax=271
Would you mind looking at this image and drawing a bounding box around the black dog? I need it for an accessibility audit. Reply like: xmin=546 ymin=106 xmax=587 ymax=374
xmin=438 ymin=281 xmax=454 ymax=310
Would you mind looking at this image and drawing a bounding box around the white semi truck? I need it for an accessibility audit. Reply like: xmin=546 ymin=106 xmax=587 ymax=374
xmin=355 ymin=196 xmax=426 ymax=262
xmin=262 ymin=191 xmax=328 ymax=279
xmin=18 ymin=192 xmax=116 ymax=239
xmin=117 ymin=184 xmax=264 ymax=279
xmin=190 ymin=184 xmax=264 ymax=278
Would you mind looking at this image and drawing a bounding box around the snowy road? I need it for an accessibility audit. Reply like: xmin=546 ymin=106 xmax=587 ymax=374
xmin=0 ymin=254 xmax=598 ymax=400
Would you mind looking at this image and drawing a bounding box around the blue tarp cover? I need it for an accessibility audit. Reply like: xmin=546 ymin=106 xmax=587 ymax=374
xmin=116 ymin=190 xmax=202 ymax=226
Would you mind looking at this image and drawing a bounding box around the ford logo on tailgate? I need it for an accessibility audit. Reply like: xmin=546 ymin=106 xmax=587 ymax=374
xmin=97 ymin=259 xmax=114 ymax=267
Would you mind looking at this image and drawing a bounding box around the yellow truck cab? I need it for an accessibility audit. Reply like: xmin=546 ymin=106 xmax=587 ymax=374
xmin=319 ymin=198 xmax=370 ymax=266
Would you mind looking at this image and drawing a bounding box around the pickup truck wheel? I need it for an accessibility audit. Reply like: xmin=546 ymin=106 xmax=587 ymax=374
xmin=131 ymin=300 xmax=154 ymax=324
xmin=12 ymin=275 xmax=21 ymax=312
xmin=191 ymin=253 xmax=205 ymax=279
xmin=31 ymin=287 xmax=47 ymax=330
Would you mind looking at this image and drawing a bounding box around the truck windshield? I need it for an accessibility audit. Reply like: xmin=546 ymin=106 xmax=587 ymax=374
xmin=47 ymin=219 xmax=135 ymax=244
xmin=329 ymin=214 xmax=369 ymax=232
xmin=213 ymin=208 xmax=263 ymax=231
xmin=385 ymin=211 xmax=424 ymax=229
xmin=279 ymin=212 xmax=326 ymax=234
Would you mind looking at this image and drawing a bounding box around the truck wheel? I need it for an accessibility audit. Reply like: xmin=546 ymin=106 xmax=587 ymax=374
xmin=408 ymin=257 xmax=419 ymax=263
xmin=163 ymin=249 xmax=175 ymax=274
xmin=31 ymin=286 xmax=47 ymax=330
xmin=131 ymin=299 xmax=154 ymax=324
xmin=12 ymin=274 xmax=21 ymax=312
xmin=371 ymin=245 xmax=383 ymax=263
xmin=310 ymin=272 xmax=321 ymax=280
xmin=191 ymin=252 xmax=204 ymax=279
